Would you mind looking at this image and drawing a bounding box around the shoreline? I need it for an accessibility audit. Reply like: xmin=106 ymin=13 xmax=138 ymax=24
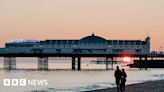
xmin=85 ymin=80 xmax=164 ymax=92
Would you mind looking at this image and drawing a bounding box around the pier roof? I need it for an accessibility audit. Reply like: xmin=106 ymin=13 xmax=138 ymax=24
xmin=79 ymin=34 xmax=106 ymax=44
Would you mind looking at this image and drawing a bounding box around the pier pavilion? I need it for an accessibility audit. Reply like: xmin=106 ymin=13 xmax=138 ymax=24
xmin=0 ymin=34 xmax=153 ymax=70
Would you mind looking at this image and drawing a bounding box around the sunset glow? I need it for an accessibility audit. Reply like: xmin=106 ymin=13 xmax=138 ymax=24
xmin=123 ymin=57 xmax=131 ymax=62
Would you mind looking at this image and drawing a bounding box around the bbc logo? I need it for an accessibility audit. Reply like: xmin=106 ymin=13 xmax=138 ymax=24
xmin=3 ymin=79 xmax=26 ymax=86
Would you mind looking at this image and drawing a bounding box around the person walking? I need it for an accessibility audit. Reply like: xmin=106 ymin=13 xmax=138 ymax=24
xmin=121 ymin=68 xmax=127 ymax=91
xmin=114 ymin=66 xmax=122 ymax=92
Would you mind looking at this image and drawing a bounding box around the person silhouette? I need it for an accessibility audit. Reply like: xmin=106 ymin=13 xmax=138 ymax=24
xmin=114 ymin=66 xmax=122 ymax=92
xmin=121 ymin=69 xmax=127 ymax=91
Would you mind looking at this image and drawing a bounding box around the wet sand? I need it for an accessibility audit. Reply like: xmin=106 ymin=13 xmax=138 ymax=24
xmin=86 ymin=80 xmax=164 ymax=92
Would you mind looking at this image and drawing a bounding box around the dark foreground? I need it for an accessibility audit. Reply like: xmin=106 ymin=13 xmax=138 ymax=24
xmin=86 ymin=80 xmax=164 ymax=92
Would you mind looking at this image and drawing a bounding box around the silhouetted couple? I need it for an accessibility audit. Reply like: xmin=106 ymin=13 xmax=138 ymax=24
xmin=114 ymin=66 xmax=127 ymax=92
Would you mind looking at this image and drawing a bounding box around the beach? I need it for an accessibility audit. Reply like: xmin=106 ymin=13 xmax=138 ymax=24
xmin=87 ymin=80 xmax=164 ymax=92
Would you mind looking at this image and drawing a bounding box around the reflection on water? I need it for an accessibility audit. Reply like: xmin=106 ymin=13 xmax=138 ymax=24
xmin=0 ymin=58 xmax=164 ymax=92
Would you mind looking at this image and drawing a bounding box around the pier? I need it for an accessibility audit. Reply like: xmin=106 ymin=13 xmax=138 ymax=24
xmin=0 ymin=34 xmax=163 ymax=70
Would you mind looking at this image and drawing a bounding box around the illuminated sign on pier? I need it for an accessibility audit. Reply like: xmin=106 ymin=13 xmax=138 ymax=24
xmin=10 ymin=39 xmax=38 ymax=43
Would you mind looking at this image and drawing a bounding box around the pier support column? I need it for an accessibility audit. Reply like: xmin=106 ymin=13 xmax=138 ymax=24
xmin=72 ymin=57 xmax=76 ymax=70
xmin=4 ymin=57 xmax=16 ymax=70
xmin=38 ymin=57 xmax=48 ymax=70
xmin=111 ymin=57 xmax=114 ymax=70
xmin=106 ymin=57 xmax=109 ymax=70
xmin=151 ymin=57 xmax=153 ymax=60
xmin=77 ymin=57 xmax=81 ymax=70
xmin=145 ymin=56 xmax=148 ymax=70
xmin=145 ymin=56 xmax=148 ymax=61
xmin=139 ymin=57 xmax=142 ymax=61
xmin=139 ymin=57 xmax=142 ymax=70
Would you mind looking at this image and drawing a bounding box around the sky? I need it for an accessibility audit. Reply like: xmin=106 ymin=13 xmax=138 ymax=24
xmin=0 ymin=0 xmax=164 ymax=51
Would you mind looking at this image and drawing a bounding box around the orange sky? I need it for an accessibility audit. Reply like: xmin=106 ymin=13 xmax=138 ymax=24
xmin=0 ymin=0 xmax=164 ymax=51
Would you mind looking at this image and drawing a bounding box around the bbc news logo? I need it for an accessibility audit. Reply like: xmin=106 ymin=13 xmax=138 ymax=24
xmin=3 ymin=79 xmax=48 ymax=86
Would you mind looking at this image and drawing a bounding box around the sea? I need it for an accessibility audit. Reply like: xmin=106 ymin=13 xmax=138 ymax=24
xmin=0 ymin=57 xmax=164 ymax=92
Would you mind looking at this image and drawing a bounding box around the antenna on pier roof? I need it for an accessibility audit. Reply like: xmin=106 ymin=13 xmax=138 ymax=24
xmin=92 ymin=32 xmax=95 ymax=36
xmin=145 ymin=31 xmax=150 ymax=42
xmin=146 ymin=31 xmax=150 ymax=37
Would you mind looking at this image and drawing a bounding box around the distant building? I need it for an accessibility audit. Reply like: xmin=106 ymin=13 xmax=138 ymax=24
xmin=1 ymin=34 xmax=150 ymax=54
